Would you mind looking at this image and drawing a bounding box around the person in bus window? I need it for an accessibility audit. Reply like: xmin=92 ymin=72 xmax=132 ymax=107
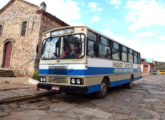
xmin=62 ymin=45 xmax=71 ymax=58
xmin=74 ymin=42 xmax=81 ymax=58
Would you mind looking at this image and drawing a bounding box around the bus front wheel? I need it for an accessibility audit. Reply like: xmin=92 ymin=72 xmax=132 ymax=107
xmin=96 ymin=80 xmax=108 ymax=98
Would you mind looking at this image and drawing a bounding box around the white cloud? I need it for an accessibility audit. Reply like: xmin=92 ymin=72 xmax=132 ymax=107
xmin=0 ymin=0 xmax=81 ymax=25
xmin=126 ymin=0 xmax=165 ymax=32
xmin=159 ymin=36 xmax=165 ymax=41
xmin=110 ymin=0 xmax=121 ymax=5
xmin=88 ymin=2 xmax=103 ymax=11
xmin=98 ymin=8 xmax=103 ymax=11
xmin=110 ymin=0 xmax=121 ymax=8
xmin=139 ymin=44 xmax=165 ymax=62
xmin=91 ymin=16 xmax=100 ymax=22
xmin=89 ymin=2 xmax=97 ymax=9
xmin=110 ymin=19 xmax=116 ymax=23
xmin=44 ymin=0 xmax=80 ymax=25
xmin=136 ymin=31 xmax=155 ymax=37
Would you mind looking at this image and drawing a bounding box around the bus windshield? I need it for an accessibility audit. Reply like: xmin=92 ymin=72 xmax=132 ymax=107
xmin=41 ymin=34 xmax=85 ymax=59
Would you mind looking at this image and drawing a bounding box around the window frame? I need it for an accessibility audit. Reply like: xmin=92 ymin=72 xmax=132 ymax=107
xmin=87 ymin=30 xmax=99 ymax=58
xmin=41 ymin=33 xmax=86 ymax=60
xmin=112 ymin=42 xmax=120 ymax=61
xmin=98 ymin=36 xmax=112 ymax=59
xmin=133 ymin=51 xmax=138 ymax=64
xmin=88 ymin=30 xmax=97 ymax=41
xmin=0 ymin=25 xmax=3 ymax=36
xmin=21 ymin=21 xmax=27 ymax=36
xmin=128 ymin=49 xmax=134 ymax=63
xmin=121 ymin=45 xmax=128 ymax=62
xmin=137 ymin=53 xmax=141 ymax=64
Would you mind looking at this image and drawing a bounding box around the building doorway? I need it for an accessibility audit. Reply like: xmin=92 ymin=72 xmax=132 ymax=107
xmin=143 ymin=64 xmax=148 ymax=73
xmin=2 ymin=41 xmax=12 ymax=68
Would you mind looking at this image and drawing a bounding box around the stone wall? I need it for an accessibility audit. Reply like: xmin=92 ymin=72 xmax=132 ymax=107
xmin=0 ymin=0 xmax=41 ymax=76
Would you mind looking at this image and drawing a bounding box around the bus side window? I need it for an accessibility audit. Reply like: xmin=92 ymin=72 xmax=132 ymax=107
xmin=112 ymin=42 xmax=120 ymax=60
xmin=137 ymin=53 xmax=141 ymax=64
xmin=134 ymin=52 xmax=138 ymax=64
xmin=128 ymin=49 xmax=133 ymax=63
xmin=99 ymin=37 xmax=111 ymax=59
xmin=87 ymin=31 xmax=98 ymax=57
xmin=121 ymin=46 xmax=128 ymax=62
xmin=88 ymin=40 xmax=94 ymax=57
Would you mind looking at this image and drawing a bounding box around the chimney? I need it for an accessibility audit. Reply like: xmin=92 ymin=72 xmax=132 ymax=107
xmin=40 ymin=2 xmax=46 ymax=11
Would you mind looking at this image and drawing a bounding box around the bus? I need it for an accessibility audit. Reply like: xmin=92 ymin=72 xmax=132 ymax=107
xmin=37 ymin=26 xmax=141 ymax=98
xmin=158 ymin=70 xmax=165 ymax=74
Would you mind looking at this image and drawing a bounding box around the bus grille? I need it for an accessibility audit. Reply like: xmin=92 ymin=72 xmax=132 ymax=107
xmin=49 ymin=76 xmax=67 ymax=84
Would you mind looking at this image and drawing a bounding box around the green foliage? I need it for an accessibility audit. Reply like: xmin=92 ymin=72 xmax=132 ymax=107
xmin=32 ymin=70 xmax=39 ymax=81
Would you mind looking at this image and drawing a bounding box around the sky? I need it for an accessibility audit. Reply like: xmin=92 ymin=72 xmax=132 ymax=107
xmin=1 ymin=0 xmax=165 ymax=62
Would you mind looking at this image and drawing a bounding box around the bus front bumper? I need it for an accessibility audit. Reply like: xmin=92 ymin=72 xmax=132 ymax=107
xmin=37 ymin=83 xmax=88 ymax=94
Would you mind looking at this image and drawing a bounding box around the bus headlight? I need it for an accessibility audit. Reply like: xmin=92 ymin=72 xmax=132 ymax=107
xmin=40 ymin=76 xmax=46 ymax=82
xmin=70 ymin=78 xmax=83 ymax=85
xmin=71 ymin=78 xmax=76 ymax=84
xmin=76 ymin=79 xmax=81 ymax=84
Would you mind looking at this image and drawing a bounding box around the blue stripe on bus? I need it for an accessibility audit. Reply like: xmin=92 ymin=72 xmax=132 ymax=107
xmin=39 ymin=67 xmax=140 ymax=76
xmin=88 ymin=84 xmax=101 ymax=93
xmin=87 ymin=76 xmax=141 ymax=94
xmin=110 ymin=79 xmax=130 ymax=87
xmin=134 ymin=76 xmax=141 ymax=81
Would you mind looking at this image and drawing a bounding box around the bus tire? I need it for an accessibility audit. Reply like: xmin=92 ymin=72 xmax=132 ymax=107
xmin=96 ymin=80 xmax=108 ymax=98
xmin=125 ymin=76 xmax=134 ymax=89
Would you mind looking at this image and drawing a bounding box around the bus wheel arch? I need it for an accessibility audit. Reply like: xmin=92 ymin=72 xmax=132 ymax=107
xmin=103 ymin=76 xmax=110 ymax=88
xmin=125 ymin=74 xmax=134 ymax=89
xmin=96 ymin=76 xmax=110 ymax=98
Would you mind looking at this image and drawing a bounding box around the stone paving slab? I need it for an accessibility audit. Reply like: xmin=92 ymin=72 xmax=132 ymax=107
xmin=0 ymin=77 xmax=30 ymax=85
xmin=0 ymin=77 xmax=57 ymax=104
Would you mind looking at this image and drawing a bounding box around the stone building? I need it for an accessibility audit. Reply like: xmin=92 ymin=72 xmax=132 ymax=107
xmin=0 ymin=0 xmax=68 ymax=76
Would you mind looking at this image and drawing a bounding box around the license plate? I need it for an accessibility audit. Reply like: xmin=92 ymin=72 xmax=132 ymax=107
xmin=51 ymin=86 xmax=60 ymax=91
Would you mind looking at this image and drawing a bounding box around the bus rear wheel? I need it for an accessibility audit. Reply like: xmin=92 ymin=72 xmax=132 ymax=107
xmin=96 ymin=80 xmax=108 ymax=98
xmin=125 ymin=76 xmax=134 ymax=89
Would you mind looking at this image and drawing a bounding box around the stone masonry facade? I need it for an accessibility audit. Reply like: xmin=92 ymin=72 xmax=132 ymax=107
xmin=0 ymin=0 xmax=68 ymax=76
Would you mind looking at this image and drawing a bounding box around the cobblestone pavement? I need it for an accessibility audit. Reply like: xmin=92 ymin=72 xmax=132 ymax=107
xmin=1 ymin=75 xmax=165 ymax=120
xmin=0 ymin=77 xmax=47 ymax=102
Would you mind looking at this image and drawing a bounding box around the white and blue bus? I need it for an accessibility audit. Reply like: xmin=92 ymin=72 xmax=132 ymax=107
xmin=37 ymin=26 xmax=141 ymax=98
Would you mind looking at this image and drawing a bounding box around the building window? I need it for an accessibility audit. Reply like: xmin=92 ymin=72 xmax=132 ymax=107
xmin=21 ymin=21 xmax=27 ymax=36
xmin=0 ymin=25 xmax=2 ymax=36
xmin=36 ymin=44 xmax=39 ymax=54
